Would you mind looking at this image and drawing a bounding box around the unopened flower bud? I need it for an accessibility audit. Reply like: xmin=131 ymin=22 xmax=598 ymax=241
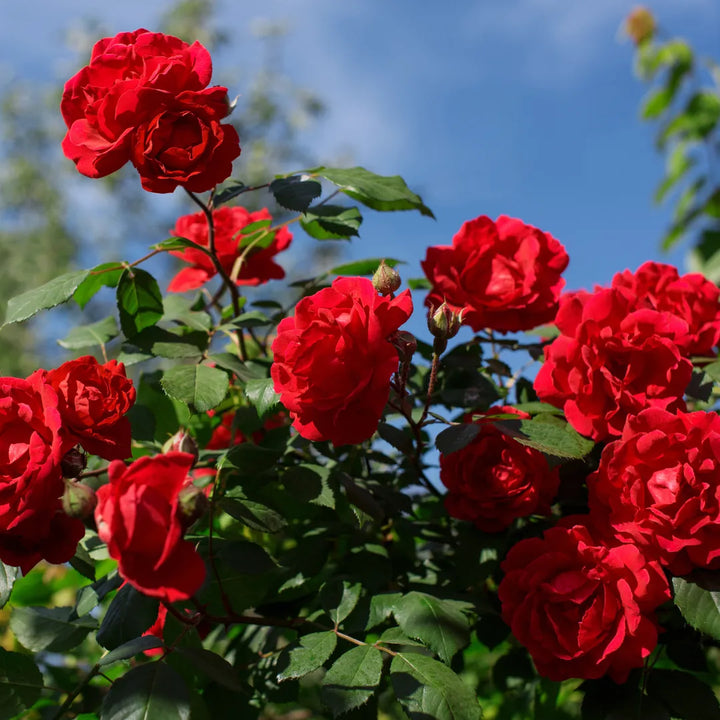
xmin=393 ymin=330 xmax=417 ymax=363
xmin=372 ymin=260 xmax=401 ymax=296
xmin=624 ymin=7 xmax=655 ymax=45
xmin=61 ymin=448 xmax=87 ymax=479
xmin=428 ymin=302 xmax=463 ymax=340
xmin=62 ymin=480 xmax=97 ymax=519
xmin=176 ymin=484 xmax=209 ymax=528
xmin=163 ymin=430 xmax=199 ymax=465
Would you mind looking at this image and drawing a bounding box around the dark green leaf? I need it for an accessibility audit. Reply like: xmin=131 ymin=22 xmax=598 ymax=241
xmin=0 ymin=563 xmax=19 ymax=609
xmin=152 ymin=236 xmax=212 ymax=256
xmin=74 ymin=263 xmax=125 ymax=309
xmin=208 ymin=353 xmax=265 ymax=382
xmin=161 ymin=364 xmax=229 ymax=413
xmin=673 ymin=577 xmax=720 ymax=641
xmin=366 ymin=593 xmax=403 ymax=630
xmin=0 ymin=648 xmax=44 ymax=720
xmin=213 ymin=180 xmax=247 ymax=207
xmin=4 ymin=269 xmax=91 ymax=326
xmin=331 ymin=258 xmax=402 ymax=276
xmin=243 ymin=377 xmax=281 ymax=419
xmin=284 ymin=464 xmax=337 ymax=509
xmin=9 ymin=606 xmax=96 ymax=652
xmin=96 ymin=584 xmax=159 ymax=650
xmin=321 ymin=580 xmax=363 ymax=625
xmin=101 ymin=662 xmax=191 ymax=720
xmin=321 ymin=645 xmax=383 ymax=717
xmin=393 ymin=592 xmax=470 ymax=663
xmin=218 ymin=498 xmax=286 ymax=533
xmin=270 ymin=176 xmax=322 ymax=212
xmin=495 ymin=415 xmax=595 ymax=459
xmin=378 ymin=627 xmax=424 ymax=646
xmin=300 ymin=205 xmax=362 ymax=240
xmin=117 ymin=268 xmax=164 ymax=338
xmin=315 ymin=167 xmax=434 ymax=218
xmin=123 ymin=326 xmax=208 ymax=361
xmin=212 ymin=539 xmax=277 ymax=575
xmin=278 ymin=631 xmax=338 ymax=681
xmin=390 ymin=652 xmax=482 ymax=720
xmin=75 ymin=571 xmax=122 ymax=617
xmin=435 ymin=424 xmax=481 ymax=455
xmin=377 ymin=423 xmax=413 ymax=453
xmin=175 ymin=647 xmax=245 ymax=692
xmin=220 ymin=444 xmax=284 ymax=475
xmin=99 ymin=636 xmax=164 ymax=666
xmin=230 ymin=310 xmax=271 ymax=328
xmin=705 ymin=189 xmax=720 ymax=218
xmin=646 ymin=668 xmax=720 ymax=720
xmin=58 ymin=315 xmax=119 ymax=349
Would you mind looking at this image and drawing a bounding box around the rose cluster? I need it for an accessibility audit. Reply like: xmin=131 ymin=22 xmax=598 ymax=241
xmin=61 ymin=29 xmax=240 ymax=193
xmin=0 ymin=356 xmax=134 ymax=572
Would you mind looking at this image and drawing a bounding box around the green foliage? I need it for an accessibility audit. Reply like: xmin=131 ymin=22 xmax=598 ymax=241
xmin=672 ymin=577 xmax=720 ymax=641
xmin=301 ymin=205 xmax=363 ymax=239
xmin=0 ymin=649 xmax=44 ymax=720
xmin=161 ymin=364 xmax=230 ymax=413
xmin=321 ymin=645 xmax=384 ymax=716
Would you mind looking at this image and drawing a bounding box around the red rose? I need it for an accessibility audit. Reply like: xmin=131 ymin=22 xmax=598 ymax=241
xmin=499 ymin=519 xmax=669 ymax=682
xmin=168 ymin=206 xmax=292 ymax=292
xmin=0 ymin=372 xmax=84 ymax=572
xmin=95 ymin=452 xmax=206 ymax=602
xmin=589 ymin=408 xmax=720 ymax=575
xmin=534 ymin=288 xmax=692 ymax=441
xmin=45 ymin=356 xmax=136 ymax=461
xmin=61 ymin=29 xmax=240 ymax=192
xmin=271 ymin=277 xmax=413 ymax=446
xmin=421 ymin=215 xmax=569 ymax=333
xmin=441 ymin=407 xmax=559 ymax=532
xmin=612 ymin=261 xmax=720 ymax=356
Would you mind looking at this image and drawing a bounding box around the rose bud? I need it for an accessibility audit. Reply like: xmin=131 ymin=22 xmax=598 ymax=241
xmin=61 ymin=448 xmax=87 ymax=479
xmin=176 ymin=484 xmax=209 ymax=528
xmin=393 ymin=330 xmax=418 ymax=363
xmin=163 ymin=430 xmax=199 ymax=464
xmin=428 ymin=302 xmax=463 ymax=353
xmin=625 ymin=7 xmax=655 ymax=45
xmin=372 ymin=260 xmax=401 ymax=296
xmin=62 ymin=480 xmax=98 ymax=519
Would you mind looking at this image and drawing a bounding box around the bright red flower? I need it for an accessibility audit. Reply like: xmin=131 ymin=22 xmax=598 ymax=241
xmin=168 ymin=207 xmax=292 ymax=291
xmin=534 ymin=288 xmax=692 ymax=441
xmin=421 ymin=215 xmax=568 ymax=333
xmin=441 ymin=407 xmax=559 ymax=532
xmin=499 ymin=519 xmax=669 ymax=682
xmin=271 ymin=277 xmax=413 ymax=446
xmin=589 ymin=408 xmax=720 ymax=575
xmin=95 ymin=452 xmax=206 ymax=602
xmin=0 ymin=372 xmax=84 ymax=572
xmin=44 ymin=356 xmax=136 ymax=461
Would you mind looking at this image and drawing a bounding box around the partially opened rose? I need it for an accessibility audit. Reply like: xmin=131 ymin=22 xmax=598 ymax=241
xmin=271 ymin=276 xmax=413 ymax=446
xmin=421 ymin=215 xmax=568 ymax=333
xmin=499 ymin=519 xmax=669 ymax=682
xmin=95 ymin=452 xmax=206 ymax=602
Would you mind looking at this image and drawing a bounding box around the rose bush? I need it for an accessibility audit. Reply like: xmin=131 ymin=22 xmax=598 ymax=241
xmin=168 ymin=206 xmax=292 ymax=291
xmin=421 ymin=215 xmax=568 ymax=332
xmin=271 ymin=276 xmax=413 ymax=445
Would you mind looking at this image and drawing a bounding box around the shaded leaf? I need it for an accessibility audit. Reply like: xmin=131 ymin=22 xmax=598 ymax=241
xmin=646 ymin=668 xmax=720 ymax=720
xmin=175 ymin=647 xmax=245 ymax=692
xmin=278 ymin=631 xmax=338 ymax=681
xmin=301 ymin=205 xmax=362 ymax=239
xmin=270 ymin=176 xmax=322 ymax=212
xmin=153 ymin=236 xmax=212 ymax=256
xmin=331 ymin=258 xmax=402 ymax=276
xmin=96 ymin=584 xmax=159 ymax=650
xmin=321 ymin=645 xmax=383 ymax=717
xmin=435 ymin=424 xmax=481 ymax=455
xmin=123 ymin=326 xmax=208 ymax=361
xmin=117 ymin=268 xmax=164 ymax=338
xmin=161 ymin=364 xmax=229 ymax=413
xmin=243 ymin=377 xmax=281 ymax=419
xmin=10 ymin=606 xmax=96 ymax=653
xmin=58 ymin=315 xmax=119 ymax=350
xmin=213 ymin=180 xmax=247 ymax=207
xmin=0 ymin=648 xmax=44 ymax=720
xmin=495 ymin=415 xmax=595 ymax=459
xmin=0 ymin=563 xmax=19 ymax=609
xmin=99 ymin=637 xmax=164 ymax=666
xmin=321 ymin=580 xmax=363 ymax=625
xmin=673 ymin=577 xmax=720 ymax=641
xmin=74 ymin=263 xmax=125 ymax=309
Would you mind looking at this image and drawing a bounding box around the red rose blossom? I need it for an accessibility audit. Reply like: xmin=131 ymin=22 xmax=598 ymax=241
xmin=534 ymin=287 xmax=692 ymax=441
xmin=611 ymin=261 xmax=720 ymax=356
xmin=0 ymin=372 xmax=84 ymax=572
xmin=421 ymin=215 xmax=569 ymax=333
xmin=168 ymin=206 xmax=292 ymax=291
xmin=271 ymin=277 xmax=413 ymax=446
xmin=441 ymin=407 xmax=559 ymax=532
xmin=499 ymin=519 xmax=669 ymax=682
xmin=44 ymin=356 xmax=136 ymax=461
xmin=588 ymin=408 xmax=720 ymax=575
xmin=95 ymin=452 xmax=206 ymax=602
xmin=61 ymin=29 xmax=240 ymax=192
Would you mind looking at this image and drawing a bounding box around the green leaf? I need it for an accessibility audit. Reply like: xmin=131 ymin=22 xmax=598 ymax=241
xmin=314 ymin=167 xmax=435 ymax=218
xmin=174 ymin=647 xmax=245 ymax=692
xmin=152 ymin=236 xmax=212 ymax=256
xmin=99 ymin=636 xmax=164 ymax=666
xmin=270 ymin=176 xmax=322 ymax=212
xmin=705 ymin=189 xmax=720 ymax=218
xmin=495 ymin=414 xmax=595 ymax=459
xmin=655 ymin=144 xmax=694 ymax=204
xmin=642 ymin=87 xmax=673 ymax=119
xmin=243 ymin=377 xmax=281 ymax=419
xmin=58 ymin=315 xmax=119 ymax=349
xmin=0 ymin=648 xmax=44 ymax=720
xmin=101 ymin=662 xmax=191 ymax=720
xmin=393 ymin=592 xmax=470 ymax=663
xmin=161 ymin=364 xmax=229 ymax=413
xmin=321 ymin=645 xmax=383 ymax=717
xmin=646 ymin=668 xmax=720 ymax=720
xmin=378 ymin=627 xmax=424 ymax=646
xmin=331 ymin=258 xmax=402 ymax=276
xmin=116 ymin=268 xmax=164 ymax=338
xmin=123 ymin=326 xmax=208 ymax=361
xmin=9 ymin=606 xmax=97 ymax=653
xmin=407 ymin=277 xmax=432 ymax=290
xmin=284 ymin=465 xmax=337 ymax=509
xmin=366 ymin=593 xmax=403 ymax=630
xmin=96 ymin=584 xmax=159 ymax=650
xmin=208 ymin=353 xmax=265 ymax=382
xmin=4 ymin=269 xmax=91 ymax=326
xmin=435 ymin=424 xmax=481 ymax=455
xmin=300 ymin=205 xmax=362 ymax=240
xmin=162 ymin=294 xmax=213 ymax=332
xmin=278 ymin=631 xmax=338 ymax=681
xmin=213 ymin=180 xmax=247 ymax=207
xmin=673 ymin=577 xmax=720 ymax=641
xmin=75 ymin=572 xmax=123 ymax=616
xmin=0 ymin=563 xmax=19 ymax=609
xmin=74 ymin=263 xmax=125 ymax=309
xmin=218 ymin=497 xmax=287 ymax=533
xmin=391 ymin=652 xmax=482 ymax=720
xmin=321 ymin=580 xmax=363 ymax=626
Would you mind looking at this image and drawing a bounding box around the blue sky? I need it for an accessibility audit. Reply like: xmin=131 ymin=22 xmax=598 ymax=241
xmin=2 ymin=0 xmax=719 ymax=298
